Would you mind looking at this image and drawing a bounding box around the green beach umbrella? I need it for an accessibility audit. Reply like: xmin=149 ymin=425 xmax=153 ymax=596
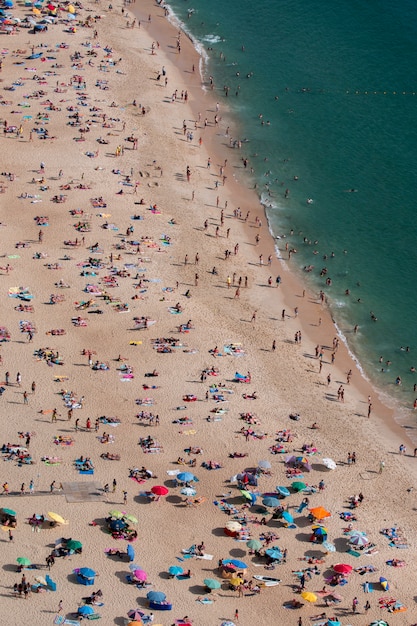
xmin=1 ymin=508 xmax=17 ymax=517
xmin=109 ymin=510 xmax=124 ymax=519
xmin=17 ymin=557 xmax=31 ymax=566
xmin=291 ymin=481 xmax=307 ymax=492
xmin=246 ymin=539 xmax=262 ymax=551
xmin=123 ymin=514 xmax=138 ymax=524
xmin=66 ymin=539 xmax=83 ymax=551
xmin=204 ymin=578 xmax=221 ymax=590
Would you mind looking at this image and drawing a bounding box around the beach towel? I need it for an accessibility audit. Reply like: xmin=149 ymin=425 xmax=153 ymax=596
xmin=347 ymin=549 xmax=361 ymax=557
xmin=79 ymin=469 xmax=94 ymax=475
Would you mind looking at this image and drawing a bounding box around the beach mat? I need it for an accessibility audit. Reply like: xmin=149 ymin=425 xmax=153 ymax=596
xmin=347 ymin=549 xmax=361 ymax=557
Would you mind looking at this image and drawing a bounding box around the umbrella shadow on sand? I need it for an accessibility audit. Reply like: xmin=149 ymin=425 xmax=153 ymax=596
xmin=3 ymin=564 xmax=19 ymax=573
xmin=188 ymin=584 xmax=214 ymax=595
xmin=114 ymin=570 xmax=133 ymax=585
xmin=295 ymin=532 xmax=313 ymax=543
xmin=113 ymin=617 xmax=126 ymax=626
xmin=334 ymin=537 xmax=348 ymax=552
xmin=228 ymin=548 xmax=246 ymax=558
xmin=211 ymin=527 xmax=229 ymax=537
xmin=166 ymin=495 xmax=183 ymax=505
xmin=294 ymin=516 xmax=312 ymax=528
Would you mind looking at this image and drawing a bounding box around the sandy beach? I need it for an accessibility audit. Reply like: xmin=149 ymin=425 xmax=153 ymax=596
xmin=1 ymin=1 xmax=417 ymax=625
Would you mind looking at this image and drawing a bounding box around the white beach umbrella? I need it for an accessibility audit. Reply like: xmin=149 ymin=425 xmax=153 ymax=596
xmin=322 ymin=458 xmax=337 ymax=470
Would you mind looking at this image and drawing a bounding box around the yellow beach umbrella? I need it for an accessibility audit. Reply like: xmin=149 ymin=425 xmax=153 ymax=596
xmin=67 ymin=3 xmax=75 ymax=12
xmin=225 ymin=520 xmax=242 ymax=532
xmin=47 ymin=512 xmax=67 ymax=525
xmin=229 ymin=576 xmax=244 ymax=587
xmin=301 ymin=591 xmax=317 ymax=603
xmin=32 ymin=7 xmax=41 ymax=14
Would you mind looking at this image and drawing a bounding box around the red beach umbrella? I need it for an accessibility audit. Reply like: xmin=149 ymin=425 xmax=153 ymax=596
xmin=333 ymin=563 xmax=353 ymax=575
xmin=151 ymin=485 xmax=169 ymax=496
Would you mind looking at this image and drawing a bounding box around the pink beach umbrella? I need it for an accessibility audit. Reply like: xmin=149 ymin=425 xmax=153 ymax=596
xmin=133 ymin=569 xmax=147 ymax=581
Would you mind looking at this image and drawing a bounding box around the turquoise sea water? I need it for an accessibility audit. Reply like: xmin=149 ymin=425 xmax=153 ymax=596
xmin=165 ymin=0 xmax=417 ymax=408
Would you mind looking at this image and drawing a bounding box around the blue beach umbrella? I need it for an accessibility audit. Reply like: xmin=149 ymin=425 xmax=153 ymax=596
xmin=126 ymin=544 xmax=135 ymax=562
xmin=168 ymin=566 xmax=183 ymax=576
xmin=262 ymin=496 xmax=280 ymax=507
xmin=79 ymin=568 xmax=96 ymax=578
xmin=110 ymin=519 xmax=126 ymax=531
xmin=223 ymin=559 xmax=248 ymax=569
xmin=265 ymin=547 xmax=282 ymax=561
xmin=147 ymin=590 xmax=166 ymax=603
xmin=282 ymin=511 xmax=294 ymax=524
xmin=276 ymin=486 xmax=290 ymax=497
xmin=78 ymin=606 xmax=94 ymax=616
xmin=177 ymin=471 xmax=196 ymax=482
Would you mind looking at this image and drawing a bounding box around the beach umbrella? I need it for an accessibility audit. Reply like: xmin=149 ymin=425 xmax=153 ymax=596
xmin=322 ymin=540 xmax=336 ymax=553
xmin=322 ymin=457 xmax=337 ymax=470
xmin=265 ymin=547 xmax=282 ymax=560
xmin=262 ymin=496 xmax=280 ymax=507
xmin=181 ymin=487 xmax=197 ymax=496
xmin=333 ymin=563 xmax=352 ymax=575
xmin=133 ymin=569 xmax=147 ymax=581
xmin=66 ymin=539 xmax=82 ymax=551
xmin=326 ymin=621 xmax=341 ymax=626
xmin=258 ymin=460 xmax=271 ymax=469
xmin=146 ymin=590 xmax=166 ymax=602
xmin=47 ymin=512 xmax=67 ymax=525
xmin=291 ymin=481 xmax=306 ymax=492
xmin=225 ymin=520 xmax=242 ymax=532
xmin=348 ymin=533 xmax=369 ymax=547
xmin=177 ymin=472 xmax=196 ymax=483
xmin=276 ymin=486 xmax=290 ymax=497
xmin=379 ymin=576 xmax=389 ymax=591
xmin=151 ymin=485 xmax=168 ymax=496
xmin=281 ymin=511 xmax=294 ymax=524
xmin=34 ymin=576 xmax=48 ymax=586
xmin=110 ymin=519 xmax=126 ymax=531
xmin=109 ymin=510 xmax=124 ymax=518
xmin=79 ymin=567 xmax=96 ymax=578
xmin=204 ymin=578 xmax=221 ymax=590
xmin=127 ymin=622 xmax=142 ymax=626
xmin=223 ymin=559 xmax=248 ymax=569
xmin=17 ymin=557 xmax=31 ymax=566
xmin=78 ymin=606 xmax=94 ymax=616
xmin=240 ymin=489 xmax=257 ymax=504
xmin=123 ymin=514 xmax=138 ymax=524
xmin=221 ymin=622 xmax=236 ymax=626
xmin=126 ymin=544 xmax=135 ymax=562
xmin=246 ymin=539 xmax=262 ymax=551
xmin=229 ymin=576 xmax=244 ymax=586
xmin=127 ymin=609 xmax=144 ymax=620
xmin=1 ymin=508 xmax=16 ymax=517
xmin=301 ymin=591 xmax=317 ymax=603
xmin=369 ymin=622 xmax=389 ymax=626
xmin=168 ymin=566 xmax=183 ymax=576
xmin=313 ymin=526 xmax=328 ymax=537
xmin=310 ymin=506 xmax=331 ymax=520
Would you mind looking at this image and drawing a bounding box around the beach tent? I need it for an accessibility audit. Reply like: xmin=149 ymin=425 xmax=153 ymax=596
xmin=75 ymin=567 xmax=96 ymax=585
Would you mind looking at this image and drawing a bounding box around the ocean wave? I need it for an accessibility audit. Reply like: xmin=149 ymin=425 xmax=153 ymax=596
xmin=202 ymin=34 xmax=223 ymax=44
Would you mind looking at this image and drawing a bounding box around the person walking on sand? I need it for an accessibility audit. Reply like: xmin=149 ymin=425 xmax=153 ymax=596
xmin=123 ymin=490 xmax=128 ymax=505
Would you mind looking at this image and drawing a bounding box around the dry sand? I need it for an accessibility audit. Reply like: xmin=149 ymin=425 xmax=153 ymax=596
xmin=0 ymin=1 xmax=416 ymax=625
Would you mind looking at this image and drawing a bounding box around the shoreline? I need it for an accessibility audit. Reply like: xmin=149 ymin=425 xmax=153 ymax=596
xmin=138 ymin=0 xmax=414 ymax=447
xmin=1 ymin=1 xmax=417 ymax=624
xmin=157 ymin=0 xmax=417 ymax=414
